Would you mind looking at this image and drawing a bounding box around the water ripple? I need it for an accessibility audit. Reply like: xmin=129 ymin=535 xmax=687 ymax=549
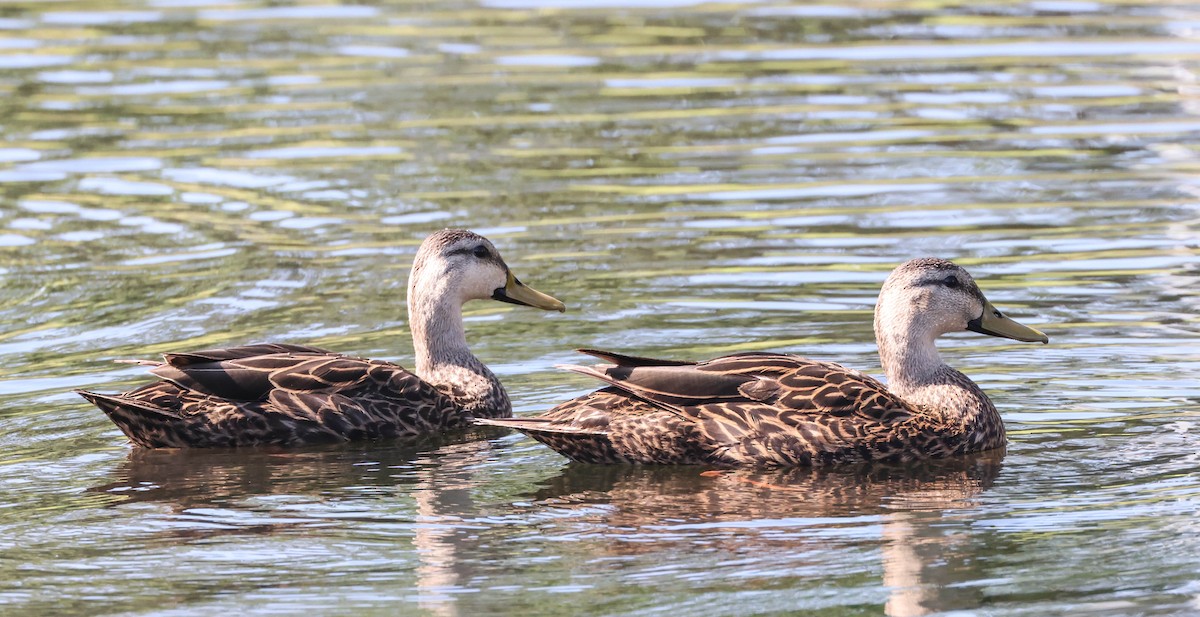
xmin=0 ymin=0 xmax=1196 ymax=615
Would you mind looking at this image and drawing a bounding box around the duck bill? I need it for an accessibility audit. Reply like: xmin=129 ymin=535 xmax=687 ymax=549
xmin=492 ymin=270 xmax=565 ymax=312
xmin=967 ymin=300 xmax=1049 ymax=344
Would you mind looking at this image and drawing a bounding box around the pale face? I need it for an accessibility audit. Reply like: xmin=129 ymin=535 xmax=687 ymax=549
xmin=878 ymin=257 xmax=1047 ymax=344
xmin=903 ymin=266 xmax=987 ymax=337
xmin=411 ymin=231 xmax=509 ymax=306
xmin=443 ymin=238 xmax=510 ymax=305
xmin=408 ymin=229 xmax=565 ymax=313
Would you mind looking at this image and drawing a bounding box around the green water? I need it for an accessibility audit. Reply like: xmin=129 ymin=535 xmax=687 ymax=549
xmin=0 ymin=0 xmax=1198 ymax=615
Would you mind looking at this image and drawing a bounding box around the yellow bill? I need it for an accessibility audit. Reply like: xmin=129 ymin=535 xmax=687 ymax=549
xmin=492 ymin=270 xmax=566 ymax=312
xmin=967 ymin=300 xmax=1048 ymax=344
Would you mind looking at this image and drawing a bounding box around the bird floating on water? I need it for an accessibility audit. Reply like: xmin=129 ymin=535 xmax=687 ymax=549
xmin=78 ymin=229 xmax=565 ymax=448
xmin=477 ymin=258 xmax=1047 ymax=467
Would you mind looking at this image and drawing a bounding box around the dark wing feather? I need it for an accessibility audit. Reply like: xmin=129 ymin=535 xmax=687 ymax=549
xmin=162 ymin=343 xmax=335 ymax=366
xmin=675 ymin=360 xmax=918 ymax=460
xmin=492 ymin=349 xmax=926 ymax=466
xmin=575 ymin=348 xmax=696 ymax=367
xmin=80 ymin=344 xmax=462 ymax=448
xmin=267 ymin=356 xmax=376 ymax=392
xmin=560 ymin=352 xmax=813 ymax=411
xmin=149 ymin=356 xmax=285 ymax=401
xmin=146 ymin=343 xmax=344 ymax=401
xmin=148 ymin=353 xmax=378 ymax=402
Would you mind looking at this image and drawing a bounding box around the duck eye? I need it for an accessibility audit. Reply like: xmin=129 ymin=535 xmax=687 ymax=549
xmin=942 ymin=275 xmax=960 ymax=288
xmin=472 ymin=245 xmax=489 ymax=259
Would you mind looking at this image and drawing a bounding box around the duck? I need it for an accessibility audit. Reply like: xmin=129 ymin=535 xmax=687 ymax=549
xmin=476 ymin=258 xmax=1048 ymax=467
xmin=77 ymin=229 xmax=565 ymax=448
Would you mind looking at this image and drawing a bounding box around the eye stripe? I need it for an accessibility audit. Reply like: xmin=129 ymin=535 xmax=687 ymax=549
xmin=449 ymin=246 xmax=490 ymax=256
xmin=447 ymin=245 xmax=505 ymax=269
xmin=916 ymin=275 xmax=963 ymax=287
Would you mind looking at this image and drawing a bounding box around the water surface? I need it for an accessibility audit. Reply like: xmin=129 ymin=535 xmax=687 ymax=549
xmin=0 ymin=0 xmax=1198 ymax=615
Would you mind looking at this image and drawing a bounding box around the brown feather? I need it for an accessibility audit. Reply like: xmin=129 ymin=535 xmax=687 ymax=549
xmin=77 ymin=345 xmax=465 ymax=448
xmin=483 ymin=258 xmax=1041 ymax=467
xmin=480 ymin=349 xmax=982 ymax=467
xmin=78 ymin=229 xmax=567 ymax=448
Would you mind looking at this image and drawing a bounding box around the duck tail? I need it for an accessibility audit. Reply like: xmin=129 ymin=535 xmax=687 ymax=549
xmin=474 ymin=417 xmax=628 ymax=464
xmin=76 ymin=390 xmax=181 ymax=448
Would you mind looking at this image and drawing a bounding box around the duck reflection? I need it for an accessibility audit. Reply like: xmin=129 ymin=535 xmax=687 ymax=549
xmin=533 ymin=452 xmax=1001 ymax=516
xmin=90 ymin=432 xmax=494 ymax=617
xmin=91 ymin=434 xmax=460 ymax=508
xmin=527 ymin=451 xmax=1004 ymax=617
xmin=90 ymin=439 xmax=1002 ymax=617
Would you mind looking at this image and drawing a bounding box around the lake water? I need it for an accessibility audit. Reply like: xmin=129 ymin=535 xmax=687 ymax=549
xmin=0 ymin=0 xmax=1198 ymax=615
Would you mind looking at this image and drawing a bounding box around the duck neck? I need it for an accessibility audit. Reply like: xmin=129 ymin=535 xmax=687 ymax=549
xmin=874 ymin=307 xmax=1003 ymax=449
xmin=408 ymin=281 xmax=511 ymax=418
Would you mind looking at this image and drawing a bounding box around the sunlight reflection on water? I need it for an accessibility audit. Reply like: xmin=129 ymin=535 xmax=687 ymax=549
xmin=0 ymin=0 xmax=1196 ymax=615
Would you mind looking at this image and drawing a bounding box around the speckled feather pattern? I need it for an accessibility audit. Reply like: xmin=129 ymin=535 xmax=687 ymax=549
xmin=478 ymin=259 xmax=1033 ymax=467
xmin=76 ymin=229 xmax=543 ymax=448
xmin=482 ymin=351 xmax=1000 ymax=466
xmin=77 ymin=343 xmax=486 ymax=448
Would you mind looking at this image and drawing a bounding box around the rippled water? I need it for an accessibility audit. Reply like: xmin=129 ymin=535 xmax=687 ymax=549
xmin=0 ymin=0 xmax=1198 ymax=615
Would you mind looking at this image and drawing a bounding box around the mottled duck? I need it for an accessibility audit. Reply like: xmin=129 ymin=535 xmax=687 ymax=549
xmin=477 ymin=258 xmax=1047 ymax=467
xmin=78 ymin=229 xmax=565 ymax=448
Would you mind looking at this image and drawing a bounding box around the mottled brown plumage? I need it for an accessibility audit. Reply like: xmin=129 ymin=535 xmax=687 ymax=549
xmin=477 ymin=258 xmax=1048 ymax=467
xmin=78 ymin=230 xmax=565 ymax=448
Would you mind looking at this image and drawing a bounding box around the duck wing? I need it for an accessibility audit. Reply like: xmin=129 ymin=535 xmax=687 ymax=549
xmin=150 ymin=348 xmax=374 ymax=402
xmin=78 ymin=344 xmax=458 ymax=448
xmin=559 ymin=351 xmax=805 ymax=410
xmin=482 ymin=350 xmax=923 ymax=466
xmin=158 ymin=342 xmax=335 ymax=365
